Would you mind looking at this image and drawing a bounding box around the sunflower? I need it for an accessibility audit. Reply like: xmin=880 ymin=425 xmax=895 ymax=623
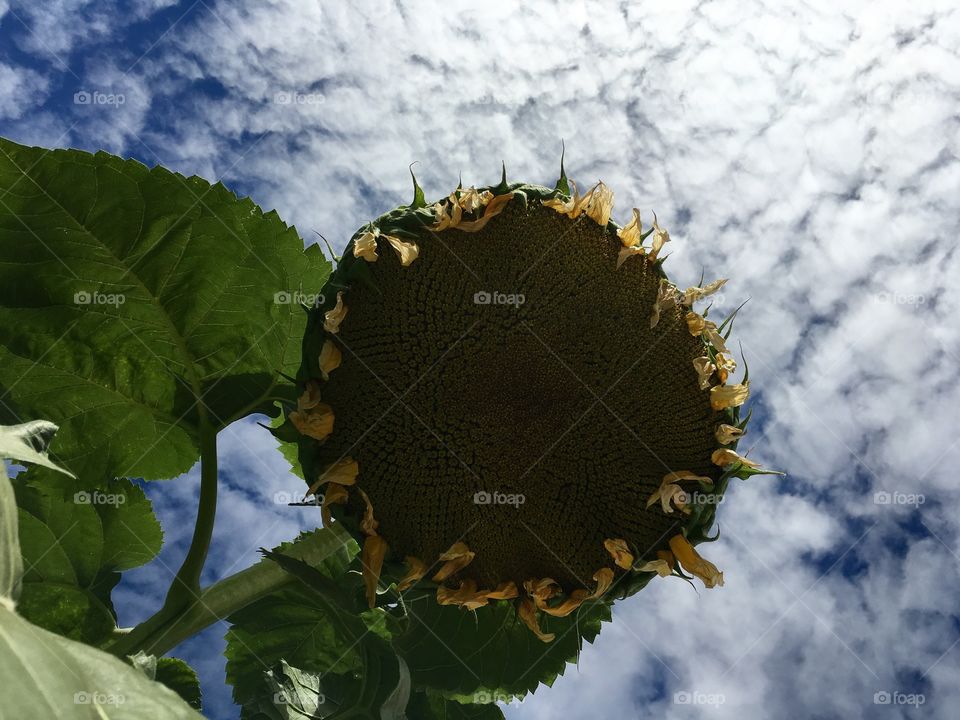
xmin=289 ymin=162 xmax=779 ymax=641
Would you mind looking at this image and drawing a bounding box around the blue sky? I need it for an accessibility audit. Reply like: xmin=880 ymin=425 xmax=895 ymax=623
xmin=2 ymin=1 xmax=959 ymax=718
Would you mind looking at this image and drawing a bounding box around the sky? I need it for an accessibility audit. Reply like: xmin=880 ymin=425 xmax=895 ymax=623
xmin=2 ymin=0 xmax=959 ymax=718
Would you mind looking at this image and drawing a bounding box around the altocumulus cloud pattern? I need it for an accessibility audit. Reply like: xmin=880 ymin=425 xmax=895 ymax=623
xmin=1 ymin=0 xmax=957 ymax=718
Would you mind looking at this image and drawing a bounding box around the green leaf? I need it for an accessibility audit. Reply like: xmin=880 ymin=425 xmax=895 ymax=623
xmin=226 ymin=527 xmax=361 ymax=708
xmin=0 ymin=136 xmax=330 ymax=482
xmin=13 ymin=468 xmax=163 ymax=643
xmin=156 ymin=658 xmax=203 ymax=710
xmin=393 ymin=590 xmax=610 ymax=700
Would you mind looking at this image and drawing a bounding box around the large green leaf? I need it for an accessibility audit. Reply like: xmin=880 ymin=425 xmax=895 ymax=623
xmin=129 ymin=652 xmax=203 ymax=711
xmin=0 ymin=136 xmax=328 ymax=482
xmin=393 ymin=588 xmax=610 ymax=700
xmin=225 ymin=527 xmax=361 ymax=709
xmin=0 ymin=423 xmax=203 ymax=719
xmin=13 ymin=468 xmax=163 ymax=644
xmin=405 ymin=691 xmax=506 ymax=720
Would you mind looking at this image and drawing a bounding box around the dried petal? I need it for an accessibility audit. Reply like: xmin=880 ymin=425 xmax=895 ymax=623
xmin=636 ymin=558 xmax=672 ymax=577
xmin=589 ymin=568 xmax=614 ymax=598
xmin=715 ymin=352 xmax=737 ymax=383
xmin=669 ymin=534 xmax=724 ymax=588
xmin=324 ymin=291 xmax=348 ymax=334
xmin=693 ymin=356 xmax=717 ymax=390
xmin=650 ymin=279 xmax=679 ymax=328
xmin=289 ymin=402 xmax=334 ymax=441
xmin=539 ymin=589 xmax=588 ymax=617
xmin=524 ymin=577 xmax=561 ymax=608
xmin=353 ymin=230 xmax=379 ymax=262
xmin=361 ymin=535 xmax=388 ymax=608
xmin=437 ymin=579 xmax=487 ymax=609
xmin=305 ymin=457 xmax=358 ymax=497
xmin=432 ymin=541 xmax=475 ymax=582
xmin=318 ymin=340 xmax=342 ymax=379
xmin=710 ymin=383 xmax=749 ymax=410
xmin=518 ymin=597 xmax=555 ymax=643
xmin=617 ymin=208 xmax=643 ymax=248
xmin=648 ymin=211 xmax=671 ymax=261
xmin=579 ymin=181 xmax=614 ymax=226
xmin=685 ymin=311 xmax=706 ymax=336
xmin=617 ymin=245 xmax=646 ymax=269
xmin=484 ymin=581 xmax=519 ymax=600
xmin=715 ymin=423 xmax=745 ymax=445
xmin=711 ymin=448 xmax=761 ymax=468
xmin=320 ymin=482 xmax=348 ymax=527
xmin=385 ymin=234 xmax=419 ymax=266
xmin=604 ymin=538 xmax=634 ymax=570
xmin=454 ymin=192 xmax=515 ymax=232
xmin=681 ymin=278 xmax=728 ymax=306
xmin=397 ymin=556 xmax=428 ymax=591
xmin=358 ymin=488 xmax=379 ymax=535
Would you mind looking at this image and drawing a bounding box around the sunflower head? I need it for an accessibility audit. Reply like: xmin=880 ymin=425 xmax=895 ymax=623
xmin=288 ymin=162 xmax=779 ymax=639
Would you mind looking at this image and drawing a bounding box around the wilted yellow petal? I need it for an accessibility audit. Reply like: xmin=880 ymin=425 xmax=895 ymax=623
xmin=617 ymin=245 xmax=646 ymax=269
xmin=484 ymin=581 xmax=519 ymax=600
xmin=617 ymin=208 xmax=643 ymax=248
xmin=539 ymin=589 xmax=588 ymax=617
xmin=385 ymin=234 xmax=419 ymax=266
xmin=432 ymin=541 xmax=475 ymax=582
xmin=456 ymin=186 xmax=492 ymax=213
xmin=324 ymin=291 xmax=348 ymax=334
xmin=295 ymin=380 xmax=323 ymax=411
xmin=650 ymin=279 xmax=679 ymax=328
xmin=454 ymin=192 xmax=515 ymax=232
xmin=588 ymin=568 xmax=614 ymax=598
xmin=685 ymin=311 xmax=706 ymax=336
xmin=429 ymin=193 xmax=463 ymax=231
xmin=518 ymin=597 xmax=555 ymax=643
xmin=289 ymin=402 xmax=334 ymax=441
xmin=397 ymin=556 xmax=427 ymax=591
xmin=358 ymin=488 xmax=379 ymax=536
xmin=305 ymin=457 xmax=358 ymax=497
xmin=524 ymin=577 xmax=561 ymax=608
xmin=543 ymin=179 xmax=580 ymax=216
xmin=579 ymin=181 xmax=614 ymax=226
xmin=604 ymin=538 xmax=634 ymax=570
xmin=647 ymin=471 xmax=713 ymax=515
xmin=636 ymin=558 xmax=672 ymax=577
xmin=320 ymin=482 xmax=348 ymax=527
xmin=669 ymin=534 xmax=723 ymax=588
xmin=648 ymin=211 xmax=671 ymax=261
xmin=710 ymin=382 xmax=749 ymax=410
xmin=437 ymin=579 xmax=488 ymax=609
xmin=681 ymin=278 xmax=728 ymax=306
xmin=711 ymin=448 xmax=761 ymax=468
xmin=318 ymin=340 xmax=342 ymax=379
xmin=703 ymin=320 xmax=728 ymax=354
xmin=361 ymin=535 xmax=388 ymax=608
xmin=353 ymin=230 xmax=379 ymax=262
xmin=693 ymin=356 xmax=717 ymax=390
xmin=715 ymin=423 xmax=745 ymax=445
